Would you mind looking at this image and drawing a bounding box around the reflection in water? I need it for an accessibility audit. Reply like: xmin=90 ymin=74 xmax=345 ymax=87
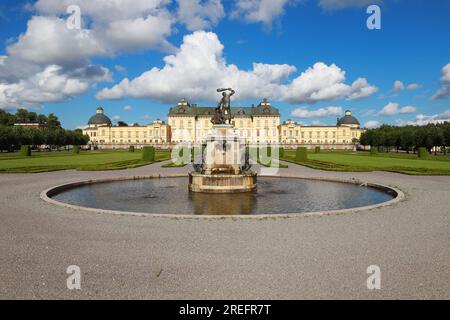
xmin=53 ymin=177 xmax=394 ymax=216
xmin=189 ymin=191 xmax=257 ymax=215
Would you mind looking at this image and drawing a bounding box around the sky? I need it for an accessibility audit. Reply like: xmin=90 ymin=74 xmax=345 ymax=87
xmin=0 ymin=0 xmax=449 ymax=129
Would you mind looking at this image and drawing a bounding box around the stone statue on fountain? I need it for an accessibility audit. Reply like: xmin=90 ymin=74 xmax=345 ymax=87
xmin=211 ymin=88 xmax=235 ymax=125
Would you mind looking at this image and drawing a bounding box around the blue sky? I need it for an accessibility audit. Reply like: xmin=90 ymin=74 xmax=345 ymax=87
xmin=0 ymin=0 xmax=449 ymax=129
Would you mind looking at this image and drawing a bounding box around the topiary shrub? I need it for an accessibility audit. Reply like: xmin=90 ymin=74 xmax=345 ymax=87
xmin=142 ymin=146 xmax=155 ymax=162
xmin=295 ymin=147 xmax=308 ymax=162
xmin=418 ymin=147 xmax=428 ymax=159
xmin=279 ymin=147 xmax=285 ymax=158
xmin=370 ymin=146 xmax=378 ymax=156
xmin=128 ymin=146 xmax=135 ymax=152
xmin=315 ymin=146 xmax=321 ymax=153
xmin=20 ymin=145 xmax=31 ymax=157
xmin=72 ymin=146 xmax=80 ymax=154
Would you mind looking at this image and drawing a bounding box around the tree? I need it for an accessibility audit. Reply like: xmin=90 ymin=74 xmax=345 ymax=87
xmin=47 ymin=113 xmax=61 ymax=129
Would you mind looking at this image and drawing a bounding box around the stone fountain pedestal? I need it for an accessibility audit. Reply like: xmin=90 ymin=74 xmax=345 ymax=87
xmin=189 ymin=124 xmax=257 ymax=193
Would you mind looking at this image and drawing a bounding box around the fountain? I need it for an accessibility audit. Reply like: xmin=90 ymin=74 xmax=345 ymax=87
xmin=189 ymin=88 xmax=257 ymax=193
xmin=42 ymin=88 xmax=401 ymax=216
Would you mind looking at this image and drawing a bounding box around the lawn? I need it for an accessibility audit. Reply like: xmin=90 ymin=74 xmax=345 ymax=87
xmin=281 ymin=151 xmax=450 ymax=175
xmin=0 ymin=150 xmax=171 ymax=173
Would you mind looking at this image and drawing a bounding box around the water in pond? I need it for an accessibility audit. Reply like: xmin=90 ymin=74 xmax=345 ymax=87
xmin=52 ymin=177 xmax=394 ymax=215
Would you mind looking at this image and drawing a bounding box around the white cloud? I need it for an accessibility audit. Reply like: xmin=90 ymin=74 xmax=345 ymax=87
xmin=396 ymin=110 xmax=450 ymax=126
xmin=0 ymin=64 xmax=110 ymax=108
xmin=177 ymin=0 xmax=225 ymax=31
xmin=291 ymin=106 xmax=342 ymax=118
xmin=318 ymin=0 xmax=381 ymax=10
xmin=364 ymin=120 xmax=382 ymax=129
xmin=432 ymin=63 xmax=450 ymax=100
xmin=379 ymin=102 xmax=416 ymax=116
xmin=115 ymin=65 xmax=127 ymax=73
xmin=7 ymin=16 xmax=105 ymax=67
xmin=97 ymin=31 xmax=377 ymax=104
xmin=407 ymin=83 xmax=421 ymax=91
xmin=123 ymin=105 xmax=132 ymax=111
xmin=0 ymin=0 xmax=174 ymax=109
xmin=231 ymin=0 xmax=295 ymax=27
xmin=347 ymin=78 xmax=378 ymax=100
xmin=391 ymin=80 xmax=405 ymax=93
xmin=112 ymin=115 xmax=121 ymax=121
xmin=282 ymin=63 xmax=377 ymax=103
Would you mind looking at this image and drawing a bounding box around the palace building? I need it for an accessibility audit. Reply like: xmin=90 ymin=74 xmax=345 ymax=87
xmin=168 ymin=98 xmax=280 ymax=144
xmin=83 ymin=107 xmax=170 ymax=148
xmin=83 ymin=101 xmax=364 ymax=150
xmin=279 ymin=110 xmax=364 ymax=150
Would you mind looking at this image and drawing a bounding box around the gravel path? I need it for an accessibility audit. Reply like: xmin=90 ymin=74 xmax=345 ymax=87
xmin=0 ymin=161 xmax=449 ymax=299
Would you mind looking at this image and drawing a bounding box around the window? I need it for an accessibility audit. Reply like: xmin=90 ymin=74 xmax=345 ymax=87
xmin=289 ymin=130 xmax=293 ymax=137
xmin=309 ymin=132 xmax=312 ymax=138
xmin=120 ymin=131 xmax=123 ymax=138
xmin=128 ymin=131 xmax=131 ymax=138
xmin=283 ymin=130 xmax=287 ymax=136
xmin=265 ymin=119 xmax=269 ymax=127
xmin=316 ymin=132 xmax=320 ymax=138
xmin=325 ymin=132 xmax=328 ymax=138
xmin=301 ymin=132 xmax=304 ymax=138
xmin=295 ymin=130 xmax=299 ymax=136
xmin=333 ymin=131 xmax=336 ymax=138
xmin=112 ymin=132 xmax=116 ymax=138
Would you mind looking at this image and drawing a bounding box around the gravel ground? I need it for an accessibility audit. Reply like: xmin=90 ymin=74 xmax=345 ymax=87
xmin=0 ymin=161 xmax=449 ymax=299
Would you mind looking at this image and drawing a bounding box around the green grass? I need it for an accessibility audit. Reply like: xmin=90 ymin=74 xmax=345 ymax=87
xmin=281 ymin=150 xmax=450 ymax=175
xmin=0 ymin=150 xmax=171 ymax=173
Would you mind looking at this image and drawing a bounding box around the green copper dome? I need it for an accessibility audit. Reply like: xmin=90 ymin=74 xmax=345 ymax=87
xmin=88 ymin=107 xmax=112 ymax=125
xmin=337 ymin=110 xmax=360 ymax=126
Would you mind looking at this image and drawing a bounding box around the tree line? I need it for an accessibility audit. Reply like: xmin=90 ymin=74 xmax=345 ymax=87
xmin=0 ymin=109 xmax=89 ymax=152
xmin=359 ymin=122 xmax=450 ymax=154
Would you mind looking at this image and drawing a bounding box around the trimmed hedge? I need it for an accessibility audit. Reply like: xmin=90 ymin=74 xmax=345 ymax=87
xmin=72 ymin=145 xmax=80 ymax=154
xmin=20 ymin=145 xmax=31 ymax=157
xmin=295 ymin=147 xmax=308 ymax=162
xmin=315 ymin=146 xmax=321 ymax=153
xmin=128 ymin=146 xmax=135 ymax=153
xmin=279 ymin=147 xmax=285 ymax=158
xmin=418 ymin=147 xmax=428 ymax=159
xmin=142 ymin=146 xmax=155 ymax=162
xmin=370 ymin=146 xmax=378 ymax=156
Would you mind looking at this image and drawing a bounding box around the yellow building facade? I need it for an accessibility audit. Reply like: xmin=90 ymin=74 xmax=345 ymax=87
xmin=83 ymin=107 xmax=170 ymax=149
xmin=168 ymin=99 xmax=280 ymax=144
xmin=83 ymin=104 xmax=364 ymax=150
xmin=279 ymin=110 xmax=365 ymax=150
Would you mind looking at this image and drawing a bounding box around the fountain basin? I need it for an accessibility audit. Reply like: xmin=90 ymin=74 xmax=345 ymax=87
xmin=42 ymin=176 xmax=402 ymax=217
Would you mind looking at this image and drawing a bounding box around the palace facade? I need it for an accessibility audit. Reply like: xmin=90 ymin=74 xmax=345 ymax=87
xmin=83 ymin=100 xmax=365 ymax=150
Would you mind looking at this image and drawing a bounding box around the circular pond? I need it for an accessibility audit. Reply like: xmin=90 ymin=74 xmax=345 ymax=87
xmin=48 ymin=176 xmax=398 ymax=216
